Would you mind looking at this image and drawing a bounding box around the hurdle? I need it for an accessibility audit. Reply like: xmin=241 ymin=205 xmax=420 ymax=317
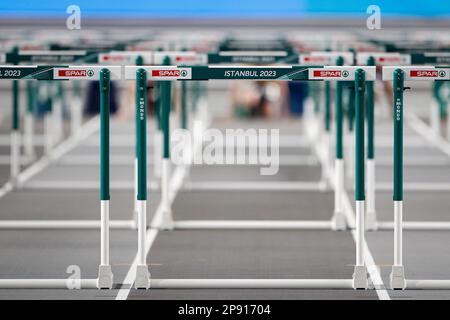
xmin=381 ymin=66 xmax=450 ymax=289
xmin=0 ymin=65 xmax=122 ymax=288
xmin=124 ymin=64 xmax=375 ymax=289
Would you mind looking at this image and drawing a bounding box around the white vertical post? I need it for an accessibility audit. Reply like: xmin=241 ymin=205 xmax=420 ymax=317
xmin=366 ymin=159 xmax=377 ymax=230
xmin=135 ymin=199 xmax=150 ymax=289
xmin=394 ymin=201 xmax=402 ymax=266
xmin=132 ymin=158 xmax=138 ymax=229
xmin=353 ymin=200 xmax=368 ymax=289
xmin=356 ymin=201 xmax=365 ymax=267
xmin=345 ymin=132 xmax=354 ymax=186
xmin=100 ymin=200 xmax=110 ymax=266
xmin=390 ymin=200 xmax=406 ymax=289
xmin=98 ymin=200 xmax=113 ymax=289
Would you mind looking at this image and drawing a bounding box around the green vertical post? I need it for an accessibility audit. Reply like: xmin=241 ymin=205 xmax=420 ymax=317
xmin=136 ymin=68 xmax=147 ymax=201
xmin=135 ymin=55 xmax=144 ymax=163
xmin=155 ymin=48 xmax=163 ymax=129
xmin=355 ymin=69 xmax=366 ymax=201
xmin=46 ymin=82 xmax=53 ymax=113
xmin=366 ymin=56 xmax=375 ymax=160
xmin=12 ymin=80 xmax=19 ymax=131
xmin=347 ymin=86 xmax=355 ymax=131
xmin=100 ymin=69 xmax=110 ymax=201
xmin=335 ymin=56 xmax=344 ymax=159
xmin=393 ymin=69 xmax=404 ymax=202
xmin=11 ymin=46 xmax=19 ymax=131
xmin=433 ymin=81 xmax=447 ymax=119
xmin=325 ymin=80 xmax=331 ymax=132
xmin=191 ymin=81 xmax=200 ymax=113
xmin=161 ymin=56 xmax=172 ymax=159
xmin=26 ymin=81 xmax=35 ymax=114
xmin=181 ymin=81 xmax=187 ymax=129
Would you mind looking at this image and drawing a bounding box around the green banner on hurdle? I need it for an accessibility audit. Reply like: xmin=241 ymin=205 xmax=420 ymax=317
xmin=0 ymin=66 xmax=122 ymax=80
xmin=124 ymin=65 xmax=376 ymax=81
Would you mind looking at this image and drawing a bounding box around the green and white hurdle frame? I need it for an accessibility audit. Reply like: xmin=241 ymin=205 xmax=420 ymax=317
xmin=0 ymin=65 xmax=121 ymax=288
xmin=356 ymin=52 xmax=450 ymax=231
xmin=125 ymin=64 xmax=375 ymax=289
xmin=382 ymin=65 xmax=450 ymax=289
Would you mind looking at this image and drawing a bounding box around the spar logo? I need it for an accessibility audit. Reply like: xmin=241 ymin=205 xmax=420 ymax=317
xmin=303 ymin=56 xmax=327 ymax=62
xmin=151 ymin=69 xmax=188 ymax=77
xmin=410 ymin=70 xmax=446 ymax=78
xmin=101 ymin=55 xmax=125 ymax=62
xmin=313 ymin=70 xmax=348 ymax=78
xmin=378 ymin=56 xmax=401 ymax=63
xmin=58 ymin=69 xmax=95 ymax=77
xmin=175 ymin=56 xmax=198 ymax=63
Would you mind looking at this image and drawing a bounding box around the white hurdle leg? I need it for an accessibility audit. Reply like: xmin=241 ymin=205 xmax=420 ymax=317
xmin=132 ymin=158 xmax=139 ymax=229
xmin=345 ymin=132 xmax=354 ymax=186
xmin=135 ymin=200 xmax=150 ymax=289
xmin=366 ymin=159 xmax=378 ymax=230
xmin=353 ymin=200 xmax=368 ymax=289
xmin=97 ymin=200 xmax=113 ymax=289
xmin=390 ymin=201 xmax=406 ymax=289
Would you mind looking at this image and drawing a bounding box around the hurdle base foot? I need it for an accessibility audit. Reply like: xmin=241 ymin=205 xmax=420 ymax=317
xmin=352 ymin=265 xmax=368 ymax=290
xmin=331 ymin=211 xmax=347 ymax=231
xmin=390 ymin=266 xmax=406 ymax=290
xmin=365 ymin=210 xmax=378 ymax=231
xmin=97 ymin=265 xmax=114 ymax=289
xmin=135 ymin=265 xmax=150 ymax=289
